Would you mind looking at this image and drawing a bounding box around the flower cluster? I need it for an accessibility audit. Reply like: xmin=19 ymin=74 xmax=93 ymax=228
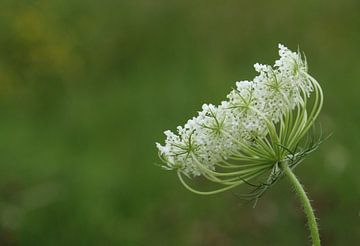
xmin=156 ymin=44 xmax=323 ymax=195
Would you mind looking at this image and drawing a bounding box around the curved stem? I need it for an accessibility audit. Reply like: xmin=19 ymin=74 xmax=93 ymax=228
xmin=280 ymin=162 xmax=321 ymax=246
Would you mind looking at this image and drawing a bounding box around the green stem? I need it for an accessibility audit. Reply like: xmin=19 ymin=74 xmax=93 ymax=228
xmin=280 ymin=162 xmax=321 ymax=246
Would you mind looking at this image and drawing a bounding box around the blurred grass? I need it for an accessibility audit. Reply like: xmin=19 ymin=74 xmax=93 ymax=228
xmin=0 ymin=0 xmax=359 ymax=245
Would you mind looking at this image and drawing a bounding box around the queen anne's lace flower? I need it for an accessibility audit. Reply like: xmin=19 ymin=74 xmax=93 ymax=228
xmin=156 ymin=44 xmax=323 ymax=195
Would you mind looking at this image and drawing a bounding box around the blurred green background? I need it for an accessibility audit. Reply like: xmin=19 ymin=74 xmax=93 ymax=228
xmin=0 ymin=0 xmax=359 ymax=245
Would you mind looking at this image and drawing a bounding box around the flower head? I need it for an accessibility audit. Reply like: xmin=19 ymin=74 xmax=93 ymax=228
xmin=156 ymin=44 xmax=323 ymax=197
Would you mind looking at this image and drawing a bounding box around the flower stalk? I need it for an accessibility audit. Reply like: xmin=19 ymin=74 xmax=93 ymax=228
xmin=280 ymin=161 xmax=321 ymax=246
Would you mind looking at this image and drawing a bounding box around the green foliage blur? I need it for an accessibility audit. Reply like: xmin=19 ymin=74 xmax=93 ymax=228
xmin=0 ymin=0 xmax=359 ymax=245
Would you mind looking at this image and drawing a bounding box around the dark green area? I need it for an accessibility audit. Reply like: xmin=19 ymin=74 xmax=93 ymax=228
xmin=0 ymin=0 xmax=359 ymax=245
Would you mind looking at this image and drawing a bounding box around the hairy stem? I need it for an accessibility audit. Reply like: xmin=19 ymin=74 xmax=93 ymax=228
xmin=280 ymin=162 xmax=321 ymax=246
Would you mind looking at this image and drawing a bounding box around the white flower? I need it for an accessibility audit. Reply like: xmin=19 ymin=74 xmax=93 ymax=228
xmin=156 ymin=44 xmax=323 ymax=194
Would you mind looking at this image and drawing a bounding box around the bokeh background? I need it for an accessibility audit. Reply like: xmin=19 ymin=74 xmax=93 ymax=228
xmin=0 ymin=0 xmax=359 ymax=245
